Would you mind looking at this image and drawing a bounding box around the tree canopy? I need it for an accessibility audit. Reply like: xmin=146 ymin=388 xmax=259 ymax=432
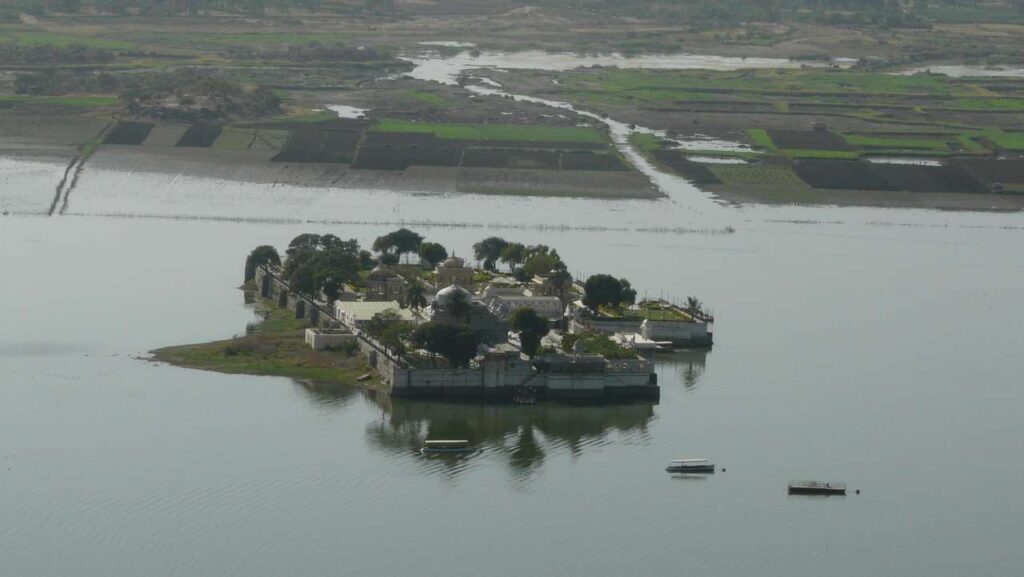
xmin=282 ymin=233 xmax=362 ymax=298
xmin=509 ymin=307 xmax=551 ymax=358
xmin=372 ymin=228 xmax=424 ymax=260
xmin=411 ymin=321 xmax=480 ymax=368
xmin=473 ymin=236 xmax=508 ymax=271
xmin=583 ymin=274 xmax=626 ymax=313
xmin=244 ymin=244 xmax=281 ymax=281
xmin=418 ymin=242 xmax=448 ymax=268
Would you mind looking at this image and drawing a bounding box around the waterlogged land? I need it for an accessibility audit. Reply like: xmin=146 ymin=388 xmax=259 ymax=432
xmin=151 ymin=300 xmax=376 ymax=387
xmin=4 ymin=5 xmax=1024 ymax=208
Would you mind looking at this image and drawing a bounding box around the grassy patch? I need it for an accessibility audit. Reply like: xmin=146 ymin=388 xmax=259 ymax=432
xmin=285 ymin=109 xmax=339 ymax=123
xmin=708 ymin=164 xmax=809 ymax=187
xmin=954 ymin=98 xmax=1024 ymax=111
xmin=0 ymin=30 xmax=134 ymax=50
xmin=406 ymin=91 xmax=447 ymax=107
xmin=373 ymin=119 xmax=607 ymax=143
xmin=151 ymin=304 xmax=373 ymax=385
xmin=844 ymin=134 xmax=949 ymax=151
xmin=780 ymin=149 xmax=860 ymax=160
xmin=746 ymin=128 xmax=776 ymax=151
xmin=630 ymin=132 xmax=664 ymax=153
xmin=0 ymin=94 xmax=118 ymax=107
xmin=978 ymin=129 xmax=1024 ymax=150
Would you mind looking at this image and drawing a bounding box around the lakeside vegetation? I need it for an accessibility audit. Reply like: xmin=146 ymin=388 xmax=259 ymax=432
xmin=151 ymin=301 xmax=375 ymax=386
xmin=372 ymin=119 xmax=608 ymax=143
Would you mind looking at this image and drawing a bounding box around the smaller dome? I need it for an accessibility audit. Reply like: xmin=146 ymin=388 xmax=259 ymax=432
xmin=440 ymin=255 xmax=465 ymax=269
xmin=368 ymin=265 xmax=389 ymax=280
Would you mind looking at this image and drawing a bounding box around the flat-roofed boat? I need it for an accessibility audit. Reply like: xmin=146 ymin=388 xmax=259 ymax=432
xmin=788 ymin=481 xmax=846 ymax=495
xmin=666 ymin=459 xmax=715 ymax=473
xmin=421 ymin=439 xmax=473 ymax=454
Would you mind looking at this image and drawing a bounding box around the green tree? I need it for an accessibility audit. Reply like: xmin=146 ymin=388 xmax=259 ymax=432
xmin=619 ymin=278 xmax=637 ymax=306
xmin=684 ymin=296 xmax=704 ymax=318
xmin=509 ymin=307 xmax=551 ymax=358
xmin=244 ymin=244 xmax=281 ymax=282
xmin=418 ymin=242 xmax=448 ymax=268
xmin=406 ymin=283 xmax=428 ymax=313
xmin=373 ymin=228 xmax=424 ymax=262
xmin=473 ymin=236 xmax=508 ymax=271
xmin=499 ymin=242 xmax=527 ymax=273
xmin=582 ymin=274 xmax=623 ymax=314
xmin=411 ymin=322 xmax=480 ymax=368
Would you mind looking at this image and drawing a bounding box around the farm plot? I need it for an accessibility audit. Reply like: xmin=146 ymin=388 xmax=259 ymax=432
xmin=271 ymin=128 xmax=364 ymax=163
xmin=793 ymin=160 xmax=898 ymax=191
xmin=141 ymin=124 xmax=189 ymax=147
xmin=652 ymin=150 xmax=721 ymax=185
xmin=707 ymin=164 xmax=808 ymax=187
xmin=767 ymin=129 xmax=855 ymax=151
xmin=249 ymin=129 xmax=290 ymax=151
xmin=870 ymin=164 xmax=988 ymax=193
xmin=212 ymin=127 xmax=257 ymax=150
xmin=954 ymin=158 xmax=1024 ymax=187
xmin=373 ymin=119 xmax=607 ymax=144
xmin=176 ymin=123 xmax=224 ymax=147
xmin=560 ymin=151 xmax=629 ymax=171
xmin=103 ymin=121 xmax=154 ymax=145
xmin=462 ymin=148 xmax=560 ymax=170
xmin=351 ymin=132 xmax=464 ymax=170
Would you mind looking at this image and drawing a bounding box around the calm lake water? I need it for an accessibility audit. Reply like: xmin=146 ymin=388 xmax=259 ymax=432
xmin=2 ymin=156 xmax=1024 ymax=576
xmin=2 ymin=48 xmax=1023 ymax=576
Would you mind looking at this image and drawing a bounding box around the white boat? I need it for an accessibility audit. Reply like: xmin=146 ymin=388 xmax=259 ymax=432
xmin=421 ymin=439 xmax=474 ymax=454
xmin=666 ymin=459 xmax=715 ymax=473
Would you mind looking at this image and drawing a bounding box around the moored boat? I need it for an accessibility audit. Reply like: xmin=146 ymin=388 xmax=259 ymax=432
xmin=788 ymin=481 xmax=846 ymax=495
xmin=666 ymin=458 xmax=715 ymax=473
xmin=421 ymin=439 xmax=474 ymax=454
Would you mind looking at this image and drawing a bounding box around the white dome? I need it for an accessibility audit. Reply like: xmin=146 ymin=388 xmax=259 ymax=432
xmin=440 ymin=255 xmax=466 ymax=269
xmin=434 ymin=284 xmax=472 ymax=309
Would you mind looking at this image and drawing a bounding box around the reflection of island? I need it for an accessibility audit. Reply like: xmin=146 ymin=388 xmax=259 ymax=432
xmin=295 ymin=379 xmax=654 ymax=480
xmin=655 ymin=349 xmax=708 ymax=390
xmin=372 ymin=399 xmax=655 ymax=478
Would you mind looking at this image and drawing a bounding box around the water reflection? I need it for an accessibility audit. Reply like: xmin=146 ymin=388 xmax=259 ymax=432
xmin=656 ymin=349 xmax=709 ymax=391
xmin=379 ymin=400 xmax=653 ymax=479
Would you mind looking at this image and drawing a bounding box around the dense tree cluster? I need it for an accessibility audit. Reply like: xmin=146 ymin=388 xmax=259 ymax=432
xmin=119 ymin=69 xmax=281 ymax=121
xmin=472 ymin=236 xmax=570 ymax=283
xmin=227 ymin=42 xmax=388 ymax=63
xmin=582 ymin=274 xmax=636 ymax=314
xmin=509 ymin=307 xmax=550 ymax=359
xmin=280 ymin=233 xmax=364 ymax=301
xmin=244 ymin=245 xmax=281 ymax=282
xmin=14 ymin=68 xmax=280 ymax=121
xmin=372 ymin=228 xmax=424 ymax=263
xmin=411 ymin=321 xmax=480 ymax=368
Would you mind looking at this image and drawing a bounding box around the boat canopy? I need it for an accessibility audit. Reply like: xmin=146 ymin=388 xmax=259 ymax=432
xmin=424 ymin=439 xmax=470 ymax=446
xmin=670 ymin=459 xmax=709 ymax=464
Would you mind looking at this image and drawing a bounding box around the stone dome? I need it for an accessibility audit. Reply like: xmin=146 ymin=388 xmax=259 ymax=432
xmin=440 ymin=255 xmax=466 ymax=269
xmin=368 ymin=265 xmax=390 ymax=280
xmin=433 ymin=284 xmax=472 ymax=309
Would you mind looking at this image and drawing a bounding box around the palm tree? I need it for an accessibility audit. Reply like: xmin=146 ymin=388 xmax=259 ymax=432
xmin=406 ymin=283 xmax=427 ymax=314
xmin=685 ymin=296 xmax=703 ymax=319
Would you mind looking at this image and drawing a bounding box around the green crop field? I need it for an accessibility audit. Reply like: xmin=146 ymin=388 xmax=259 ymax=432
xmin=746 ymin=128 xmax=776 ymax=150
xmin=843 ymin=134 xmax=950 ymax=151
xmin=954 ymin=98 xmax=1024 ymax=111
xmin=373 ymin=119 xmax=607 ymax=143
xmin=0 ymin=94 xmax=118 ymax=107
xmin=406 ymin=91 xmax=447 ymax=107
xmin=979 ymin=129 xmax=1024 ymax=150
xmin=0 ymin=30 xmax=134 ymax=50
xmin=708 ymin=164 xmax=809 ymax=187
